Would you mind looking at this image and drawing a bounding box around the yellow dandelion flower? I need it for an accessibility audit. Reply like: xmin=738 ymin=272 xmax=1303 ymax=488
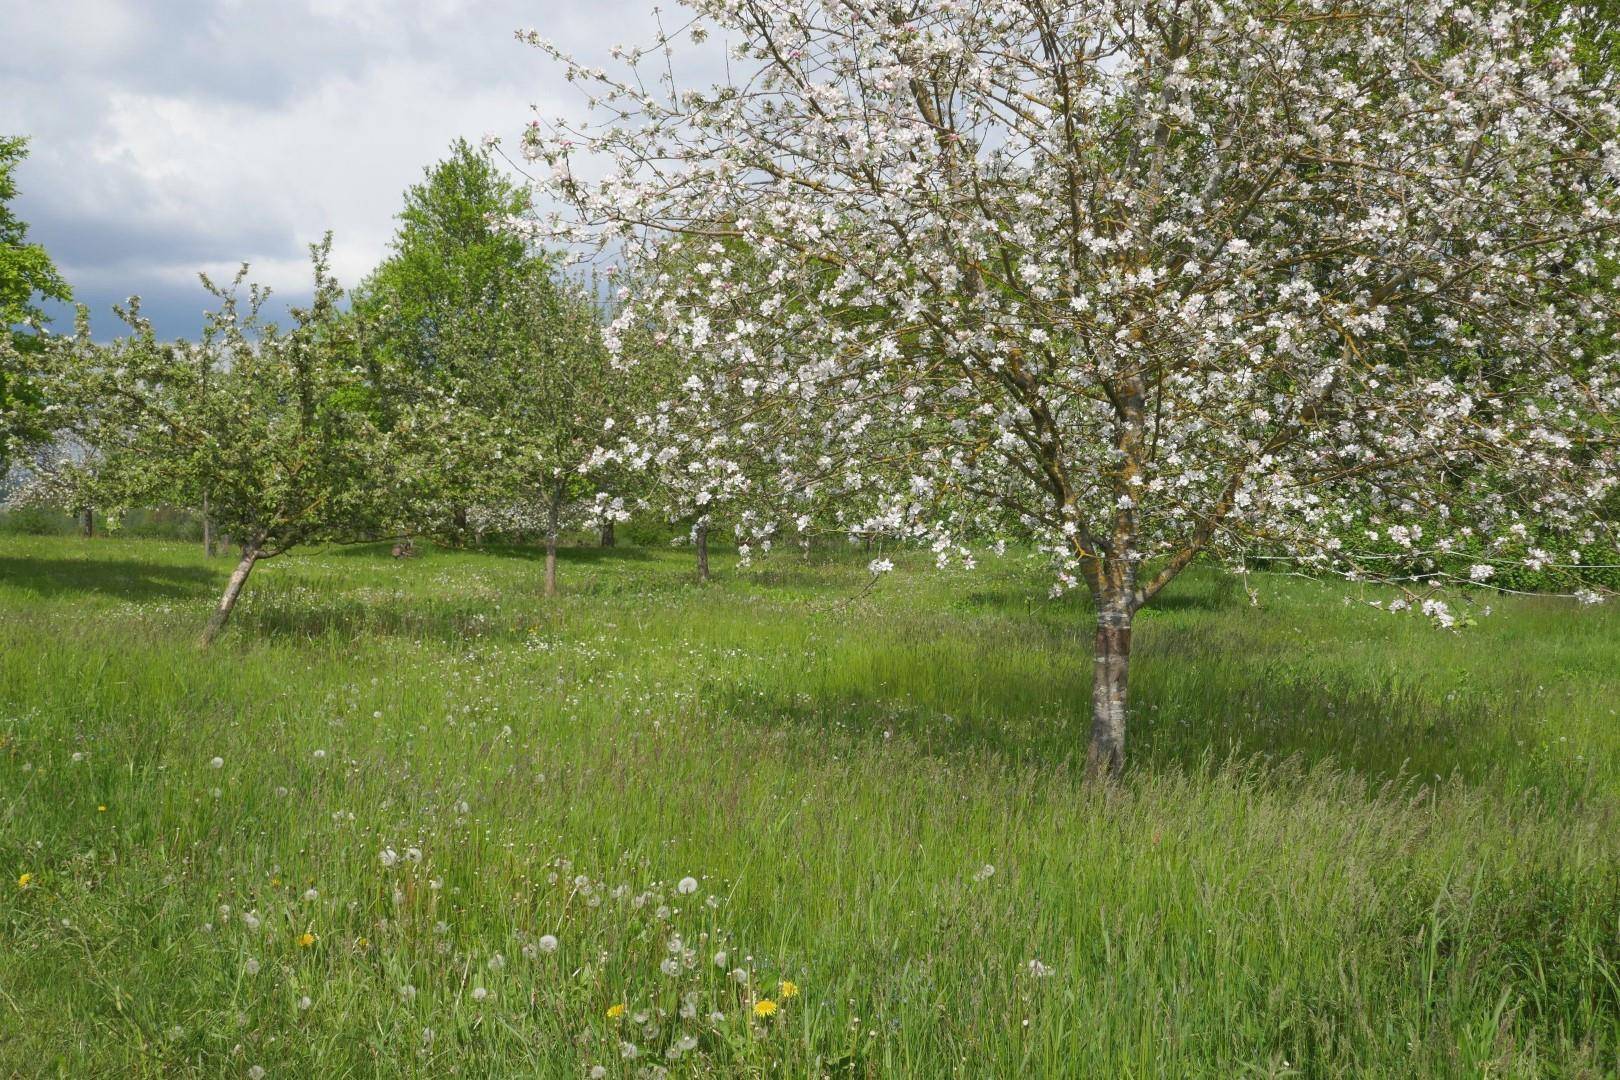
xmin=754 ymin=999 xmax=778 ymax=1018
xmin=97 ymin=805 xmax=107 ymax=812
xmin=779 ymin=980 xmax=799 ymax=999
xmin=607 ymin=1003 xmax=626 ymax=1020
xmin=298 ymin=932 xmax=316 ymax=948
xmin=17 ymin=873 xmax=32 ymax=889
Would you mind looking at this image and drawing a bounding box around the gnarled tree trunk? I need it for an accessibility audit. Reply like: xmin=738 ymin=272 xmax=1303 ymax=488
xmin=695 ymin=521 xmax=710 ymax=583
xmin=600 ymin=520 xmax=615 ymax=547
xmin=80 ymin=507 xmax=93 ymax=539
xmin=200 ymin=542 xmax=261 ymax=647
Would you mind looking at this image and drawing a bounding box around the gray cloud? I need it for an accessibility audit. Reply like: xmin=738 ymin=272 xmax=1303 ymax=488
xmin=2 ymin=0 xmax=676 ymax=339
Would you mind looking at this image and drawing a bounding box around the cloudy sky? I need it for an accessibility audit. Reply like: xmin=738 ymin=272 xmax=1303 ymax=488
xmin=2 ymin=0 xmax=662 ymax=339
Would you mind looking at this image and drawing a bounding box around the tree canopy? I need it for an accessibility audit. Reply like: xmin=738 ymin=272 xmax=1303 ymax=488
xmin=0 ymin=136 xmax=72 ymax=473
xmin=357 ymin=140 xmax=626 ymax=592
xmin=525 ymin=0 xmax=1620 ymax=774
xmin=45 ymin=237 xmax=424 ymax=643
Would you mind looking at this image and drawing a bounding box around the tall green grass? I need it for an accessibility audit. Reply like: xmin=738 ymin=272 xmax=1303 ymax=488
xmin=1 ymin=535 xmax=1617 ymax=1077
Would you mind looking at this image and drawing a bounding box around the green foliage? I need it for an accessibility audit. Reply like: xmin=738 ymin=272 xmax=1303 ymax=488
xmin=0 ymin=136 xmax=72 ymax=472
xmin=42 ymin=237 xmax=423 ymax=560
xmin=114 ymin=506 xmax=205 ymax=542
xmin=354 ymin=138 xmax=536 ymax=388
xmin=1 ymin=535 xmax=1618 ymax=1075
xmin=0 ymin=506 xmax=203 ymax=540
xmin=355 ymin=141 xmax=624 ymax=547
xmin=0 ymin=505 xmax=75 ymax=536
xmin=619 ymin=510 xmax=680 ymax=547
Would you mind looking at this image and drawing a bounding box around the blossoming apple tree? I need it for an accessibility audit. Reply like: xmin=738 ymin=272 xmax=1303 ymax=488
xmin=605 ymin=248 xmax=798 ymax=580
xmin=523 ymin=0 xmax=1620 ymax=775
xmin=472 ymin=272 xmax=622 ymax=596
xmin=46 ymin=238 xmax=426 ymax=645
xmin=606 ymin=236 xmax=914 ymax=577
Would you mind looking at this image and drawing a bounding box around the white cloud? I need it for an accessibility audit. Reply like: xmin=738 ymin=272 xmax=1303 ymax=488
xmin=1 ymin=0 xmax=668 ymax=336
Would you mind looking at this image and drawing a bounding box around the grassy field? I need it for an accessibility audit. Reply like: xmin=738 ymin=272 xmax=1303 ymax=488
xmin=1 ymin=533 xmax=1618 ymax=1078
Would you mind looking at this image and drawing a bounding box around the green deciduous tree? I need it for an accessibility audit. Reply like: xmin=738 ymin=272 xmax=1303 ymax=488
xmin=0 ymin=136 xmax=72 ymax=474
xmin=360 ymin=141 xmax=622 ymax=593
xmin=355 ymin=139 xmax=540 ymax=540
xmin=47 ymin=237 xmax=424 ymax=644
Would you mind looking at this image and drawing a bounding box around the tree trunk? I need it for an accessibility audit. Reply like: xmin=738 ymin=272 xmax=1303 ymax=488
xmin=544 ymin=496 xmax=560 ymax=597
xmin=80 ymin=507 xmax=93 ymax=539
xmin=202 ymin=493 xmax=214 ymax=558
xmin=695 ymin=522 xmax=710 ymax=583
xmin=1086 ymin=602 xmax=1133 ymax=780
xmin=200 ymin=544 xmax=260 ymax=647
xmin=600 ymin=520 xmax=616 ymax=548
xmin=453 ymin=505 xmax=469 ymax=544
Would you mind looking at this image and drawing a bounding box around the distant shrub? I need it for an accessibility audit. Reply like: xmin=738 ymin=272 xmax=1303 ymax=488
xmin=620 ymin=513 xmax=679 ymax=547
xmin=0 ymin=507 xmax=76 ymax=536
xmin=116 ymin=507 xmax=203 ymax=541
xmin=0 ymin=505 xmax=206 ymax=541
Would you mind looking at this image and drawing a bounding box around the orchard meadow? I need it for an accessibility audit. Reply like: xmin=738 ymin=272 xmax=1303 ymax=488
xmin=4 ymin=0 xmax=1620 ymax=1075
xmin=2 ymin=532 xmax=1619 ymax=1076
